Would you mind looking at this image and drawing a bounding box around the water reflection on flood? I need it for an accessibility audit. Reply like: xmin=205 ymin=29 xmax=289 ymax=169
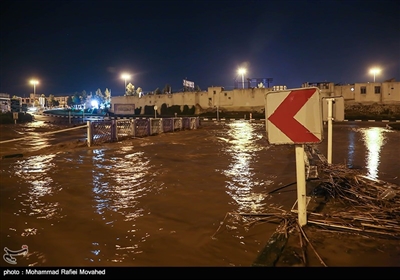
xmin=347 ymin=127 xmax=356 ymax=168
xmin=91 ymin=147 xmax=149 ymax=220
xmin=87 ymin=146 xmax=158 ymax=263
xmin=14 ymin=154 xmax=60 ymax=220
xmin=221 ymin=122 xmax=268 ymax=213
xmin=0 ymin=121 xmax=85 ymax=157
xmin=359 ymin=127 xmax=392 ymax=180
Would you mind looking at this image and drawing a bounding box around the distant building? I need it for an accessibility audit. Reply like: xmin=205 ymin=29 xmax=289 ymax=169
xmin=17 ymin=94 xmax=69 ymax=109
xmin=5 ymin=80 xmax=400 ymax=115
xmin=301 ymin=80 xmax=400 ymax=104
xmin=0 ymin=93 xmax=10 ymax=112
xmin=54 ymin=96 xmax=68 ymax=108
xmin=110 ymin=80 xmax=400 ymax=116
xmin=20 ymin=93 xmax=38 ymax=108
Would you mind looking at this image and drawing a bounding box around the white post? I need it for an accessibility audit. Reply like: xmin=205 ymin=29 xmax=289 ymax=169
xmin=69 ymin=110 xmax=71 ymax=124
xmin=327 ymin=98 xmax=334 ymax=164
xmin=87 ymin=121 xmax=91 ymax=147
xmin=217 ymin=90 xmax=220 ymax=121
xmin=133 ymin=119 xmax=136 ymax=136
xmin=295 ymin=144 xmax=307 ymax=226
xmin=114 ymin=120 xmax=118 ymax=141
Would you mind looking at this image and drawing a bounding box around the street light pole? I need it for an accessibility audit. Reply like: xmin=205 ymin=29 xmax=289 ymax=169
xmin=369 ymin=68 xmax=381 ymax=83
xmin=121 ymin=73 xmax=131 ymax=95
xmin=30 ymin=80 xmax=39 ymax=98
xmin=238 ymin=68 xmax=246 ymax=89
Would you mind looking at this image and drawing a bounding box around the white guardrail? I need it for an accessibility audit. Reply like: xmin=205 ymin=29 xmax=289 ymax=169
xmin=0 ymin=122 xmax=90 ymax=145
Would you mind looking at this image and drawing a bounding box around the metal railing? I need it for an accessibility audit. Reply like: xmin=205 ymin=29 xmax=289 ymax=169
xmin=90 ymin=117 xmax=199 ymax=145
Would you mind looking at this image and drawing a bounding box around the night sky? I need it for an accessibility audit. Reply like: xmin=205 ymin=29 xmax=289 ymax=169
xmin=1 ymin=0 xmax=399 ymax=97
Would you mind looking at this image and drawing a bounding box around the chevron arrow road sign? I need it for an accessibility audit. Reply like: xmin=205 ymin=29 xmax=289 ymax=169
xmin=265 ymin=87 xmax=323 ymax=145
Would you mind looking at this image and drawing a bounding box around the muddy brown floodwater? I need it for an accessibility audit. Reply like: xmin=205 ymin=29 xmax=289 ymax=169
xmin=0 ymin=120 xmax=399 ymax=271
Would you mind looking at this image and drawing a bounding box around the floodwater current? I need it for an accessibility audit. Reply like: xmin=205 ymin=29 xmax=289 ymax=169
xmin=0 ymin=120 xmax=399 ymax=268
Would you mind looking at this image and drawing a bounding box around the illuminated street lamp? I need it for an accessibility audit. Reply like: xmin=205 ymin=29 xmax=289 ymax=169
xmin=30 ymin=79 xmax=39 ymax=98
xmin=369 ymin=68 xmax=381 ymax=82
xmin=121 ymin=73 xmax=131 ymax=95
xmin=31 ymin=80 xmax=39 ymax=98
xmin=238 ymin=68 xmax=246 ymax=89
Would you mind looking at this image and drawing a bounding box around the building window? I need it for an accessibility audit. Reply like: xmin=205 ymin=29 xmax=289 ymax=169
xmin=374 ymin=86 xmax=381 ymax=94
xmin=213 ymin=91 xmax=216 ymax=94
xmin=360 ymin=86 xmax=366 ymax=94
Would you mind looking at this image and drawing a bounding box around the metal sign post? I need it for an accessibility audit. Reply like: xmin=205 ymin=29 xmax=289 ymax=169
xmin=265 ymin=87 xmax=323 ymax=227
xmin=154 ymin=105 xmax=158 ymax=118
xmin=13 ymin=112 xmax=18 ymax=124
xmin=326 ymin=98 xmax=335 ymax=164
xmin=295 ymin=144 xmax=307 ymax=226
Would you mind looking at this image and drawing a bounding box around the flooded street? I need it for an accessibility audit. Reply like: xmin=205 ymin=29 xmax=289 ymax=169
xmin=0 ymin=120 xmax=399 ymax=267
